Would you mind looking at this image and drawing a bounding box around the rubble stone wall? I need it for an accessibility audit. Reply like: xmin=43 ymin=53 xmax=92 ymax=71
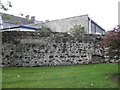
xmin=2 ymin=31 xmax=104 ymax=67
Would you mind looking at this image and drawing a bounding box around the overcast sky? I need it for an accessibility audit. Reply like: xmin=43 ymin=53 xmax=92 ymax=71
xmin=1 ymin=0 xmax=119 ymax=31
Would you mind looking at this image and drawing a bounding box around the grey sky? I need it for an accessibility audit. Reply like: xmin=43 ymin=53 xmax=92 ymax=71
xmin=1 ymin=0 xmax=119 ymax=31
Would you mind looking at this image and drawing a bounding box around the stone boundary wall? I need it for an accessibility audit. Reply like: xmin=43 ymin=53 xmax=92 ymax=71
xmin=2 ymin=31 xmax=105 ymax=67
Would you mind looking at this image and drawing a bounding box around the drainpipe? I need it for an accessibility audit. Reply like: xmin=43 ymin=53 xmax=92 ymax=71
xmin=88 ymin=17 xmax=92 ymax=34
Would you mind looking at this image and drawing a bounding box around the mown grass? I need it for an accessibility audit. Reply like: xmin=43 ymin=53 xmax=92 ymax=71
xmin=2 ymin=63 xmax=118 ymax=88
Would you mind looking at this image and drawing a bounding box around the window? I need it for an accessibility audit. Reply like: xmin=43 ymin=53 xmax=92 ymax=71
xmin=91 ymin=22 xmax=96 ymax=34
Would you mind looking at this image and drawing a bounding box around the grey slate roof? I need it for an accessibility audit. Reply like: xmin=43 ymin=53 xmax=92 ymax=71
xmin=0 ymin=12 xmax=34 ymax=25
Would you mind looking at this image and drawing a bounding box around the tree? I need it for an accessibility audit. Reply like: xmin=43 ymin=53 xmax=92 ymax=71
xmin=37 ymin=25 xmax=52 ymax=32
xmin=0 ymin=1 xmax=12 ymax=11
xmin=69 ymin=24 xmax=85 ymax=37
xmin=102 ymin=25 xmax=120 ymax=59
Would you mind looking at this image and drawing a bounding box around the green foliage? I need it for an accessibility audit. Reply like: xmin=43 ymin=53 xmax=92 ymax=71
xmin=2 ymin=63 xmax=118 ymax=88
xmin=5 ymin=16 xmax=10 ymax=20
xmin=69 ymin=24 xmax=85 ymax=37
xmin=1 ymin=5 xmax=8 ymax=11
xmin=0 ymin=1 xmax=12 ymax=11
xmin=102 ymin=25 xmax=120 ymax=58
xmin=37 ymin=26 xmax=51 ymax=32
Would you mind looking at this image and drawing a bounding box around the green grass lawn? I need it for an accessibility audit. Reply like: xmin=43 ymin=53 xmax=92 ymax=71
xmin=2 ymin=63 xmax=118 ymax=88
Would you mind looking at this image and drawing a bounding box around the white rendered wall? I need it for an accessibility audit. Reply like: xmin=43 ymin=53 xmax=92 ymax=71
xmin=44 ymin=15 xmax=89 ymax=33
xmin=0 ymin=15 xmax=3 ymax=29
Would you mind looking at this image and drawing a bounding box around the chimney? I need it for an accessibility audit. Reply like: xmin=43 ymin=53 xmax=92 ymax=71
xmin=45 ymin=20 xmax=49 ymax=22
xmin=26 ymin=15 xmax=29 ymax=20
xmin=31 ymin=16 xmax=35 ymax=21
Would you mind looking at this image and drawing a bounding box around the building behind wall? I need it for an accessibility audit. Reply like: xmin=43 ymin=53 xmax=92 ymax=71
xmin=0 ymin=12 xmax=36 ymax=29
xmin=0 ymin=13 xmax=105 ymax=35
xmin=32 ymin=14 xmax=105 ymax=35
xmin=88 ymin=17 xmax=105 ymax=35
